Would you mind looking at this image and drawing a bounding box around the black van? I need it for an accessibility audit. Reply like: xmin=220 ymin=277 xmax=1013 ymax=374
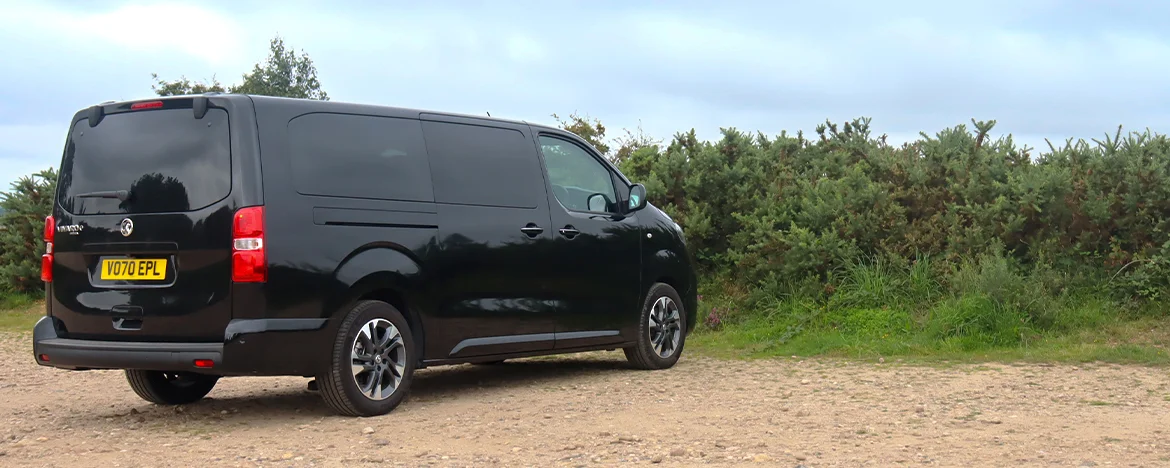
xmin=32 ymin=94 xmax=696 ymax=416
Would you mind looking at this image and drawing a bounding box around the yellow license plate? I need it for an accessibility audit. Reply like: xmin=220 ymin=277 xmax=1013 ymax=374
xmin=100 ymin=258 xmax=167 ymax=281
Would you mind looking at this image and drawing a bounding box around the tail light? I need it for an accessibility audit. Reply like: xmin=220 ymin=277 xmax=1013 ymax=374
xmin=232 ymin=206 xmax=266 ymax=283
xmin=41 ymin=215 xmax=54 ymax=282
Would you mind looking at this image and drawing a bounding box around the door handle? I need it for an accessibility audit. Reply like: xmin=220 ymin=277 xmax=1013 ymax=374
xmin=558 ymin=225 xmax=580 ymax=239
xmin=520 ymin=223 xmax=544 ymax=238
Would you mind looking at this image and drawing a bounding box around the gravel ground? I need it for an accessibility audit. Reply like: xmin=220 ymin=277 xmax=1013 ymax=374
xmin=1 ymin=335 xmax=1168 ymax=467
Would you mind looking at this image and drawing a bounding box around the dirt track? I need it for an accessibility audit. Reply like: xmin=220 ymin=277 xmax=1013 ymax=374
xmin=1 ymin=335 xmax=1168 ymax=467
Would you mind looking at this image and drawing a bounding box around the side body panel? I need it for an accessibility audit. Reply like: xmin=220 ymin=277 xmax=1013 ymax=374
xmin=250 ymin=97 xmax=439 ymax=372
xmin=419 ymin=114 xmax=558 ymax=359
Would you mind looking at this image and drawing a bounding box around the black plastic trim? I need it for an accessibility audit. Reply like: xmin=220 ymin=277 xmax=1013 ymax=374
xmin=33 ymin=317 xmax=222 ymax=371
xmin=424 ymin=341 xmax=637 ymax=367
xmin=449 ymin=333 xmax=555 ymax=356
xmin=223 ymin=318 xmax=328 ymax=341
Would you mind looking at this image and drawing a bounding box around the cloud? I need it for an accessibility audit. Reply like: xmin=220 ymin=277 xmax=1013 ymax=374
xmin=3 ymin=0 xmax=1170 ymax=186
xmin=0 ymin=123 xmax=66 ymax=186
xmin=0 ymin=1 xmax=247 ymax=66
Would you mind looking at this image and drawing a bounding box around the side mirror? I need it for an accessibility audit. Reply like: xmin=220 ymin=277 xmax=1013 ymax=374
xmin=587 ymin=193 xmax=608 ymax=212
xmin=628 ymin=184 xmax=647 ymax=212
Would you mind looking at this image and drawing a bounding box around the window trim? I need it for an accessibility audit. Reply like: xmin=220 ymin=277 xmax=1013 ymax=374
xmin=536 ymin=133 xmax=627 ymax=216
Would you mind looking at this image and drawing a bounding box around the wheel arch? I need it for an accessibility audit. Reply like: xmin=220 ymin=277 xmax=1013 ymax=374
xmin=328 ymin=246 xmax=428 ymax=361
xmin=644 ymin=248 xmax=698 ymax=334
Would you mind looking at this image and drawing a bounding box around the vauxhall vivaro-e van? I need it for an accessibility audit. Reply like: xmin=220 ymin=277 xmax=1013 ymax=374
xmin=32 ymin=94 xmax=696 ymax=416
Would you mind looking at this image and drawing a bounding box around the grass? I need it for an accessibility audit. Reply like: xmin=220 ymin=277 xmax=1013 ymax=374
xmin=0 ymin=292 xmax=42 ymax=333
xmin=690 ymin=254 xmax=1170 ymax=366
xmin=689 ymin=303 xmax=1170 ymax=366
xmin=689 ymin=319 xmax=1170 ymax=366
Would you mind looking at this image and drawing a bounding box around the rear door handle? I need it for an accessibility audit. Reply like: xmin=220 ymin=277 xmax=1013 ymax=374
xmin=520 ymin=223 xmax=544 ymax=238
xmin=558 ymin=225 xmax=580 ymax=239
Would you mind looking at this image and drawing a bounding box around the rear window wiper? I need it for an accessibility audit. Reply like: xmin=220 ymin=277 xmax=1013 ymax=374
xmin=76 ymin=190 xmax=130 ymax=202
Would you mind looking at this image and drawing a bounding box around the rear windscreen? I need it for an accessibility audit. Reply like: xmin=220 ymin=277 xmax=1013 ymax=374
xmin=58 ymin=107 xmax=231 ymax=215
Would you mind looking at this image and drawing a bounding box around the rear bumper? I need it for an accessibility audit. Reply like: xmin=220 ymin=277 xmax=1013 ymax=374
xmin=32 ymin=316 xmax=330 ymax=376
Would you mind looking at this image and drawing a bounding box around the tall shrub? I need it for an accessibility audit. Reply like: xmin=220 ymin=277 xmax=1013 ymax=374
xmin=0 ymin=168 xmax=57 ymax=294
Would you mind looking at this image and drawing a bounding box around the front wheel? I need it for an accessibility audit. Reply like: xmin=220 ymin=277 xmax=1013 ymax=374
xmin=125 ymin=370 xmax=218 ymax=405
xmin=624 ymin=283 xmax=687 ymax=370
xmin=318 ymin=300 xmax=416 ymax=417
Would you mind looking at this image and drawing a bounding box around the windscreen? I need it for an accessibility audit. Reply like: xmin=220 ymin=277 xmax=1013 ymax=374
xmin=57 ymin=107 xmax=231 ymax=215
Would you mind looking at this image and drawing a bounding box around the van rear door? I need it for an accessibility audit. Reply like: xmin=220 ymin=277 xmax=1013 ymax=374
xmin=50 ymin=99 xmax=238 ymax=342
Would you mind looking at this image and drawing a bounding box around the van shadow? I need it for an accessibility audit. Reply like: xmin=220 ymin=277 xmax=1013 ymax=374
xmin=82 ymin=355 xmax=635 ymax=426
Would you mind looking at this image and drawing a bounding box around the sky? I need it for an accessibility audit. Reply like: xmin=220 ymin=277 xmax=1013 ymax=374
xmin=2 ymin=0 xmax=1169 ymax=186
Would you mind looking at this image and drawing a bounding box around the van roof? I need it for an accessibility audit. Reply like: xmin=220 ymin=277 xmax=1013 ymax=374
xmin=99 ymin=93 xmax=559 ymax=130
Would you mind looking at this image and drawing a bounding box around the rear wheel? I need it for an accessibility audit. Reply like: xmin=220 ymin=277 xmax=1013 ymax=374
xmin=125 ymin=370 xmax=218 ymax=405
xmin=624 ymin=283 xmax=687 ymax=370
xmin=318 ymin=300 xmax=415 ymax=417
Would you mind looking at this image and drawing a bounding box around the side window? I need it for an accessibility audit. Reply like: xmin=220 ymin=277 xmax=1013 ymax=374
xmin=288 ymin=113 xmax=433 ymax=201
xmin=538 ymin=136 xmax=618 ymax=213
xmin=423 ymin=121 xmax=543 ymax=209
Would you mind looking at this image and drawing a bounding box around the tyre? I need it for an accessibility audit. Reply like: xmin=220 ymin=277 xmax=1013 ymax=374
xmin=125 ymin=370 xmax=218 ymax=405
xmin=318 ymin=300 xmax=415 ymax=417
xmin=624 ymin=283 xmax=687 ymax=370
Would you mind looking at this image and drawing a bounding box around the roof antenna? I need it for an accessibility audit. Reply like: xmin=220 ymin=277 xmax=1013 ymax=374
xmin=486 ymin=111 xmax=491 ymax=117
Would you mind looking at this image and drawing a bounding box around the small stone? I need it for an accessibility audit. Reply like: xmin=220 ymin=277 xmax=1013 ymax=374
xmin=670 ymin=448 xmax=687 ymax=457
xmin=800 ymin=379 xmax=810 ymax=385
xmin=172 ymin=406 xmax=184 ymax=414
xmin=915 ymin=406 xmax=925 ymax=413
xmin=35 ymin=437 xmax=48 ymax=442
xmin=415 ymin=451 xmax=429 ymax=457
xmin=753 ymin=454 xmax=772 ymax=462
xmin=281 ymin=453 xmax=293 ymax=460
xmin=294 ymin=457 xmax=303 ymax=461
xmin=878 ymin=357 xmax=885 ymax=363
xmin=512 ymin=447 xmax=522 ymax=452
xmin=618 ymin=435 xmax=638 ymax=443
xmin=221 ymin=410 xmax=229 ymax=415
xmin=794 ymin=453 xmax=807 ymax=461
xmin=129 ymin=408 xmax=139 ymax=415
xmin=374 ymin=439 xmax=389 ymax=446
xmin=651 ymin=455 xmax=664 ymax=463
xmin=362 ymin=427 xmax=375 ymax=435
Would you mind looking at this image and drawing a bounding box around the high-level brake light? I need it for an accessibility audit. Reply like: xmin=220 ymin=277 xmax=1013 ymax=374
xmin=130 ymin=101 xmax=163 ymax=110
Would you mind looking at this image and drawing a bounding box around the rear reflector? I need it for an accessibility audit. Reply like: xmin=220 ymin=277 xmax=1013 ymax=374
xmin=193 ymin=359 xmax=214 ymax=368
xmin=232 ymin=206 xmax=266 ymax=283
xmin=130 ymin=101 xmax=163 ymax=110
xmin=38 ymin=354 xmax=50 ymax=362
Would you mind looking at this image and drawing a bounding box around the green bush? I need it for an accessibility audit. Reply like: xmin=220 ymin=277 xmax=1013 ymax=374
xmin=0 ymin=168 xmax=56 ymax=295
xmin=622 ymin=118 xmax=1170 ymax=310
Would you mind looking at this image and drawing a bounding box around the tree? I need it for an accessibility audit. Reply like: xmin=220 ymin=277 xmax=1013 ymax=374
xmin=553 ymin=112 xmax=610 ymax=156
xmin=611 ymin=120 xmax=661 ymax=164
xmin=0 ymin=168 xmax=57 ymax=294
xmin=150 ymin=74 xmax=226 ymax=96
xmin=152 ymin=36 xmax=328 ymax=100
